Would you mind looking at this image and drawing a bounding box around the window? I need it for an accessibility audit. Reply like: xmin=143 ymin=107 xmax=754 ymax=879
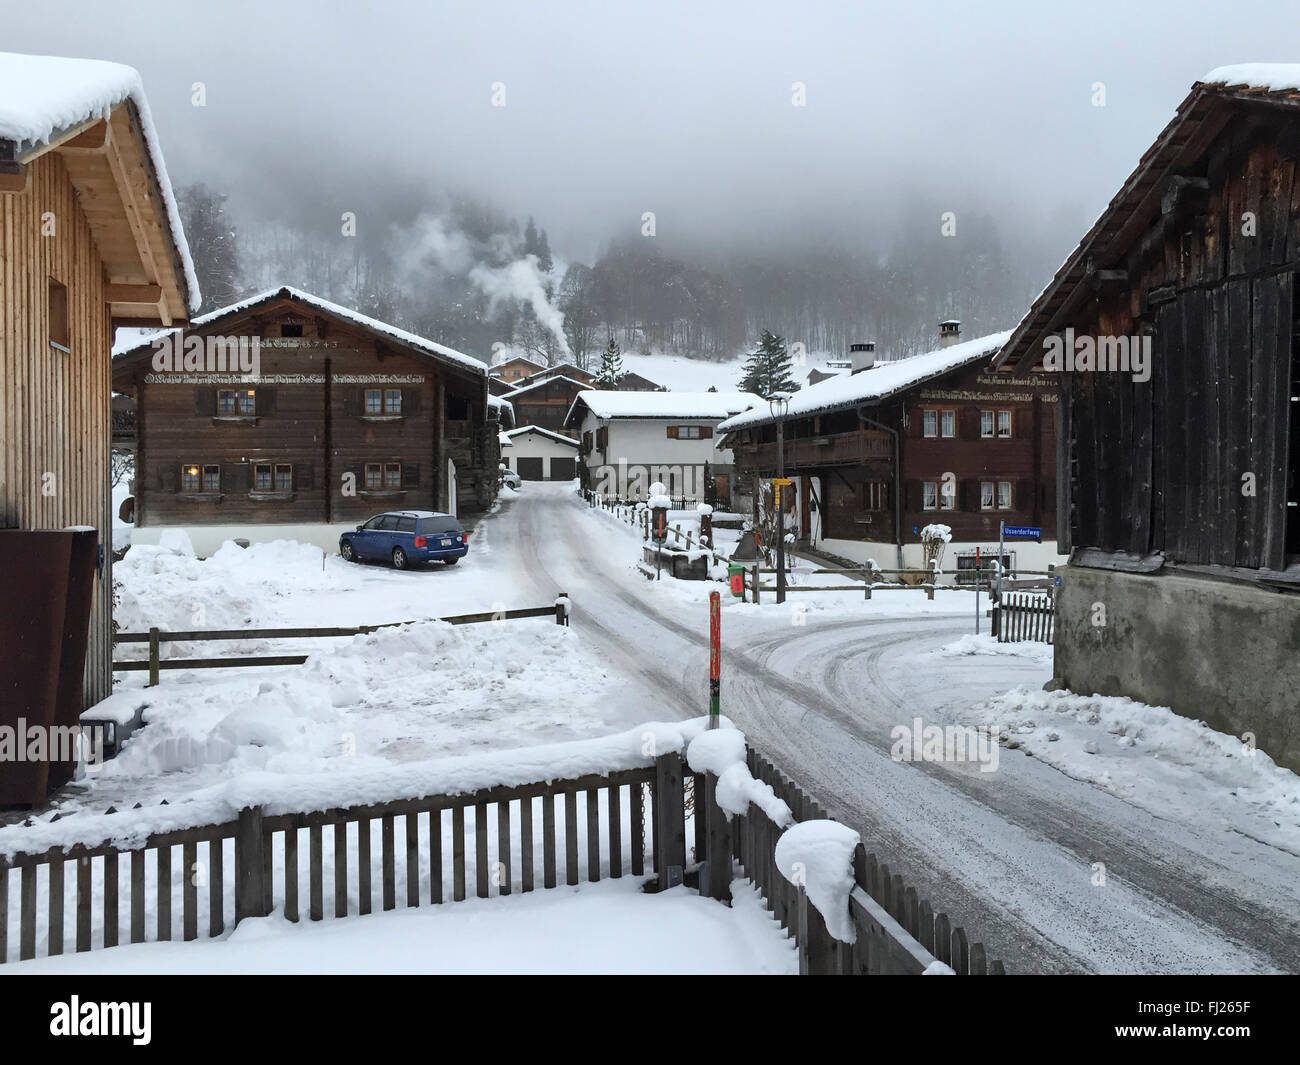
xmin=997 ymin=480 xmax=1012 ymax=509
xmin=981 ymin=481 xmax=1013 ymax=509
xmin=365 ymin=464 xmax=382 ymax=489
xmin=276 ymin=464 xmax=292 ymax=491
xmin=668 ymin=425 xmax=708 ymax=440
xmin=596 ymin=426 xmax=609 ymax=450
xmin=396 ymin=516 xmax=417 ymax=533
xmin=218 ymin=389 xmax=256 ymax=415
xmin=255 ymin=464 xmax=273 ymax=491
xmin=385 ymin=462 xmax=401 ymax=488
xmin=49 ymin=278 xmax=69 ymax=351
xmin=940 ymin=411 xmax=955 ymax=438
xmin=922 ymin=481 xmax=954 ymax=511
xmin=181 ymin=464 xmax=219 ymax=493
xmin=365 ymin=389 xmax=402 ymax=415
xmin=280 ymin=323 xmax=303 ymax=338
xmin=861 ymin=481 xmax=887 ymax=511
xmin=983 ymin=410 xmax=1012 ymax=438
xmin=981 ymin=481 xmax=995 ymax=509
xmin=922 ymin=411 xmax=937 ymax=438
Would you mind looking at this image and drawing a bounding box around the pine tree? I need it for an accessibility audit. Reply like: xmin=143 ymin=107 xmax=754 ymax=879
xmin=738 ymin=329 xmax=797 ymax=396
xmin=177 ymin=182 xmax=241 ymax=313
xmin=595 ymin=336 xmax=625 ymax=389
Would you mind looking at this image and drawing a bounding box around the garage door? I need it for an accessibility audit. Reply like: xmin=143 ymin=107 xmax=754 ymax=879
xmin=517 ymin=457 xmax=544 ymax=480
xmin=549 ymin=456 xmax=576 ymax=481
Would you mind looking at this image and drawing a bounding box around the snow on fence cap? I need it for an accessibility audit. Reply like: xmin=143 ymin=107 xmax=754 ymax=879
xmin=685 ymin=728 xmax=794 ymax=827
xmin=774 ymin=820 xmax=862 ymax=944
xmin=695 ymin=503 xmax=714 ymax=515
xmin=920 ymin=523 xmax=952 ymax=542
xmin=0 ymin=718 xmax=719 ymax=859
xmin=0 ymin=52 xmax=200 ymax=311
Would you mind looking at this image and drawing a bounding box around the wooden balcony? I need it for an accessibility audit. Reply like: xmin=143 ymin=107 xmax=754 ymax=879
xmin=733 ymin=428 xmax=892 ymax=470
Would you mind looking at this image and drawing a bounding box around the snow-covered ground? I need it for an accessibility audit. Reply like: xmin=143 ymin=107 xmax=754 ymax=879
xmin=4 ymin=878 xmax=795 ymax=975
xmin=7 ymin=481 xmax=1298 ymax=973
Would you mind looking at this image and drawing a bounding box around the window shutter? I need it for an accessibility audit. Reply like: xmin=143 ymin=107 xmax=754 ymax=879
xmin=256 ymin=387 xmax=277 ymax=416
xmin=960 ymin=408 xmax=978 ymax=439
xmin=403 ymin=388 xmax=422 ymax=415
xmin=162 ymin=463 xmax=180 ymax=492
xmin=224 ymin=462 xmax=251 ymax=493
xmin=402 ymin=462 xmax=420 ymax=489
xmin=905 ymin=480 xmax=922 ymax=511
xmin=666 ymin=426 xmax=678 ymax=439
xmin=700 ymin=426 xmax=713 ymax=439
xmin=960 ymin=480 xmax=975 ymax=511
xmin=343 ymin=389 xmax=361 ymax=417
xmin=1015 ymin=479 xmax=1032 ymax=511
xmin=194 ymin=387 xmax=216 ymax=415
xmin=295 ymin=463 xmax=314 ymax=491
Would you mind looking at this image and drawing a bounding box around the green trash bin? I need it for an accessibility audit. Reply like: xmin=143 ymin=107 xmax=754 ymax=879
xmin=727 ymin=562 xmax=746 ymax=598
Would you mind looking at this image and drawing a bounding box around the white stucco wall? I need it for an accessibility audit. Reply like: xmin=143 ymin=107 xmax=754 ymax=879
xmin=130 ymin=523 xmax=359 ymax=558
xmin=577 ymin=413 xmax=738 ymax=498
xmin=815 ymin=536 xmax=1068 ymax=577
xmin=503 ymin=428 xmax=580 ymax=479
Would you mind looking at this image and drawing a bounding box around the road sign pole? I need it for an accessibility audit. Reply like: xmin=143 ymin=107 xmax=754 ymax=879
xmin=999 ymin=520 xmax=1005 ymax=599
xmin=975 ymin=545 xmax=980 ymax=635
xmin=708 ymin=591 xmax=721 ymax=729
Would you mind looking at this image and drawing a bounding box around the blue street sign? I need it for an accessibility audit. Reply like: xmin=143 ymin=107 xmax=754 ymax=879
xmin=1002 ymin=525 xmax=1042 ymax=540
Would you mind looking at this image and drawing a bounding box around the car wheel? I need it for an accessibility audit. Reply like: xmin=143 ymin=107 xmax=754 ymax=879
xmin=340 ymin=541 xmax=356 ymax=562
xmin=443 ymin=556 xmax=459 ymax=566
xmin=391 ymin=546 xmax=408 ymax=570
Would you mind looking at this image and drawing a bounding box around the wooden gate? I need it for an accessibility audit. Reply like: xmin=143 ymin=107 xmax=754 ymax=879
xmin=993 ymin=592 xmax=1054 ymax=644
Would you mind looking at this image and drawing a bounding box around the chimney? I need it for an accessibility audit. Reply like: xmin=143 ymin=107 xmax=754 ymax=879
xmin=939 ymin=320 xmax=961 ymax=348
xmin=849 ymin=341 xmax=876 ymax=374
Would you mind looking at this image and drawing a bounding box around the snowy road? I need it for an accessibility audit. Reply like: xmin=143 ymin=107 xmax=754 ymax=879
xmin=493 ymin=483 xmax=1300 ymax=975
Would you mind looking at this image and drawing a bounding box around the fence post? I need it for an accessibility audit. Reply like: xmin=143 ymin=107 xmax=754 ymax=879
xmin=654 ymin=752 xmax=686 ymax=891
xmin=752 ymin=563 xmax=760 ymax=605
xmin=235 ymin=806 xmax=269 ymax=924
xmin=554 ymin=592 xmax=569 ymax=627
xmin=862 ymin=566 xmax=871 ymax=600
xmin=796 ymin=886 xmax=839 ymax=975
xmin=147 ymin=627 xmax=160 ymax=688
xmin=702 ymin=772 xmax=732 ymax=902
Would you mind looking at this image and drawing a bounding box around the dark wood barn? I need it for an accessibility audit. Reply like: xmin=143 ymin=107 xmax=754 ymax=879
xmin=994 ymin=65 xmax=1300 ymax=769
xmin=112 ymin=287 xmax=500 ymax=551
xmin=508 ymin=374 xmax=588 ymax=437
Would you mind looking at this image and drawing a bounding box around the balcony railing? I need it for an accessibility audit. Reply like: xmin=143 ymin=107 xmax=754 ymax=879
xmin=734 ymin=428 xmax=892 ymax=469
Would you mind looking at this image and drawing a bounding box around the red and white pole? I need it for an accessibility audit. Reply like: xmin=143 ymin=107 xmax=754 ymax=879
xmin=708 ymin=590 xmax=721 ymax=728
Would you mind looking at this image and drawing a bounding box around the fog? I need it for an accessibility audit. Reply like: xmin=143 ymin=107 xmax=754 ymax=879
xmin=6 ymin=0 xmax=1298 ymax=361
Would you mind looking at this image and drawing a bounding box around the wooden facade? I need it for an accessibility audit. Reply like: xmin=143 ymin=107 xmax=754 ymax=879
xmin=726 ymin=344 xmax=1058 ymax=548
xmin=509 ymin=375 xmax=588 ymax=436
xmin=1 ymin=84 xmax=195 ymax=709
xmin=996 ymin=76 xmax=1300 ymax=581
xmin=112 ymin=291 xmax=499 ymax=528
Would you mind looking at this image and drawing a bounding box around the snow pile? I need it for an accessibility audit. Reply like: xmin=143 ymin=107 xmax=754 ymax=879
xmin=685 ymin=728 xmax=794 ymax=826
xmin=938 ymin=633 xmax=1054 ymax=665
xmin=975 ymin=687 xmax=1300 ymax=848
xmin=773 ymin=821 xmax=861 ymax=943
xmin=923 ymin=960 xmax=956 ymax=975
xmin=920 ymin=524 xmax=952 ymax=543
xmin=0 ymin=52 xmax=200 ymax=310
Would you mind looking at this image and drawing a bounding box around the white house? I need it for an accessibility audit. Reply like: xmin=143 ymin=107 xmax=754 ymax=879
xmin=502 ymin=425 xmax=581 ymax=481
xmin=563 ymin=391 xmax=762 ymax=505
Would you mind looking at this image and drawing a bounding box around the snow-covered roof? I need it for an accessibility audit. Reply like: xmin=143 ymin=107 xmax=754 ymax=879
xmin=487 ymin=394 xmax=514 ymax=427
xmin=508 ymin=374 xmax=591 ymax=398
xmin=1199 ymin=63 xmax=1300 ymax=92
xmin=0 ymin=52 xmax=200 ymax=312
xmin=113 ymin=286 xmax=487 ymax=376
xmin=716 ymin=332 xmax=1011 ymax=433
xmin=566 ymin=390 xmax=763 ymax=427
xmin=504 ymin=424 xmax=580 ymax=447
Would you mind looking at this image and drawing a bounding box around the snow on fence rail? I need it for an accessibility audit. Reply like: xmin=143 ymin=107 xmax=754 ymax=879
xmin=111 ymin=598 xmax=573 ymax=685
xmin=0 ymin=725 xmax=1005 ymax=974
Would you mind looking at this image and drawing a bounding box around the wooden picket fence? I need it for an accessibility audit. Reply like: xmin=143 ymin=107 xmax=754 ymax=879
xmin=992 ymin=592 xmax=1055 ymax=644
xmin=0 ymin=748 xmax=1006 ymax=973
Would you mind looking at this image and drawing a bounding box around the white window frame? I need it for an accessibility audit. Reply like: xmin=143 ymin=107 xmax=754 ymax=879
xmin=922 ymin=410 xmax=938 ymax=438
xmin=940 ymin=410 xmax=956 ymax=438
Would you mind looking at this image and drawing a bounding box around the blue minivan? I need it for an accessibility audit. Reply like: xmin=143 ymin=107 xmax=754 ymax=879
xmin=339 ymin=510 xmax=469 ymax=569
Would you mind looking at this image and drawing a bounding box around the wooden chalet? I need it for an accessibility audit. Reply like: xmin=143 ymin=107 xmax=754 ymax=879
xmin=0 ymin=53 xmax=198 ymax=724
xmin=718 ymin=326 xmax=1062 ymax=572
xmin=508 ymin=374 xmax=589 ymax=437
xmin=492 ymin=355 xmax=545 ymax=382
xmin=994 ymin=64 xmax=1300 ymax=769
xmin=517 ymin=362 xmax=595 ymax=388
xmin=112 ymin=287 xmax=499 ymax=554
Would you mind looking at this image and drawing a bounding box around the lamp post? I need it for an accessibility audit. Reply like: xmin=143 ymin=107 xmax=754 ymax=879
xmin=768 ymin=392 xmax=791 ymax=605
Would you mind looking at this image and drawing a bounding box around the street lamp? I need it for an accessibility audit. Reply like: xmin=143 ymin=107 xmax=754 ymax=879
xmin=768 ymin=391 xmax=791 ymax=604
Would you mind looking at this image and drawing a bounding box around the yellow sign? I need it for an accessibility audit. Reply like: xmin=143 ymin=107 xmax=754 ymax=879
xmin=772 ymin=477 xmax=792 ymax=486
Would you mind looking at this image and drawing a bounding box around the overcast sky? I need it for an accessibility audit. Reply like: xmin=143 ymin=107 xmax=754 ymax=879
xmin=6 ymin=0 xmax=1300 ymax=260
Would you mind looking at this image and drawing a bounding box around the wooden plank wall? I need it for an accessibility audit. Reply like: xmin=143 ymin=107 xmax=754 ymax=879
xmin=0 ymin=150 xmax=112 ymax=706
xmin=1067 ymin=117 xmax=1298 ymax=569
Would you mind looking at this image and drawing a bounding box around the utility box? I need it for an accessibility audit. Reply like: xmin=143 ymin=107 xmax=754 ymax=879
xmin=0 ymin=528 xmax=98 ymax=805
